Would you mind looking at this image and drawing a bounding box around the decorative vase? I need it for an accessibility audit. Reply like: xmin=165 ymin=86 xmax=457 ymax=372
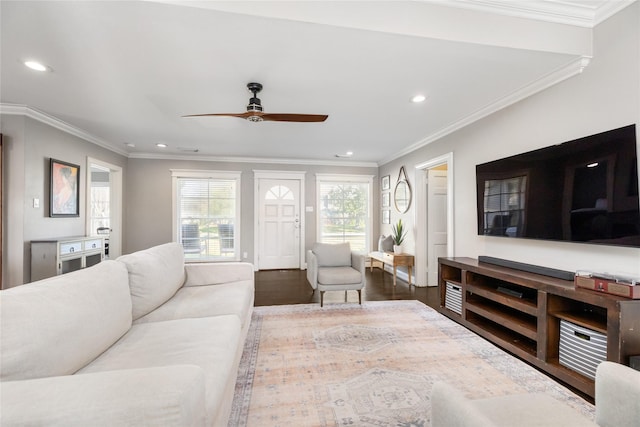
xmin=393 ymin=245 xmax=402 ymax=254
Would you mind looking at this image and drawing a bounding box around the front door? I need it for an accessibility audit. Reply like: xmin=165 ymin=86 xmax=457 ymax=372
xmin=258 ymin=179 xmax=301 ymax=269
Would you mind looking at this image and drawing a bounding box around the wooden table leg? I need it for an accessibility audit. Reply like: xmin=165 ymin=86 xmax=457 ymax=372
xmin=408 ymin=266 xmax=412 ymax=286
xmin=393 ymin=265 xmax=397 ymax=286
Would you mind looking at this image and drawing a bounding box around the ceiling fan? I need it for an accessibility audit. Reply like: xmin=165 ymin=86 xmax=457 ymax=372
xmin=183 ymin=82 xmax=328 ymax=123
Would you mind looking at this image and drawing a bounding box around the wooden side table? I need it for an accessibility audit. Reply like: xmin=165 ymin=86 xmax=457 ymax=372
xmin=368 ymin=251 xmax=415 ymax=286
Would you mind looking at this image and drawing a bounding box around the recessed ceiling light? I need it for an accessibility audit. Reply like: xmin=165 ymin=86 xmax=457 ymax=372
xmin=335 ymin=151 xmax=354 ymax=158
xmin=156 ymin=143 xmax=168 ymax=148
xmin=411 ymin=94 xmax=426 ymax=103
xmin=24 ymin=60 xmax=48 ymax=72
xmin=124 ymin=143 xmax=136 ymax=148
xmin=587 ymin=162 xmax=599 ymax=168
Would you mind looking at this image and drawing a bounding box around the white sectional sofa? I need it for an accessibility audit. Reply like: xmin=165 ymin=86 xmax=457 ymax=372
xmin=0 ymin=242 xmax=254 ymax=427
xmin=431 ymin=361 xmax=640 ymax=427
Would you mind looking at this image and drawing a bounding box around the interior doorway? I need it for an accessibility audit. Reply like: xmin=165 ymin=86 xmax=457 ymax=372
xmin=415 ymin=153 xmax=454 ymax=286
xmin=86 ymin=158 xmax=123 ymax=259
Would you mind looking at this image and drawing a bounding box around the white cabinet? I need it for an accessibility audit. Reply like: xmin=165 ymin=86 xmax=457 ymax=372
xmin=31 ymin=236 xmax=105 ymax=281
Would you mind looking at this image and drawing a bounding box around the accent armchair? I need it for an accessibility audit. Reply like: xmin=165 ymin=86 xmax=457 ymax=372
xmin=431 ymin=361 xmax=640 ymax=427
xmin=306 ymin=242 xmax=365 ymax=307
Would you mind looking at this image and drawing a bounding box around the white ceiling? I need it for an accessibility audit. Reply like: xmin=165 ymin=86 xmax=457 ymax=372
xmin=0 ymin=0 xmax=635 ymax=165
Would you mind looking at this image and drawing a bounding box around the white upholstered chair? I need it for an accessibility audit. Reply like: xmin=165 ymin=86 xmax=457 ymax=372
xmin=431 ymin=361 xmax=640 ymax=427
xmin=306 ymin=242 xmax=365 ymax=307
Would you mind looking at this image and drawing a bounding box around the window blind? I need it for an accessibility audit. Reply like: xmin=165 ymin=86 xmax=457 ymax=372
xmin=175 ymin=175 xmax=239 ymax=261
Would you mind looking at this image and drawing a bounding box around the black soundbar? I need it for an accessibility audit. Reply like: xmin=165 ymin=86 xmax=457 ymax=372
xmin=478 ymin=256 xmax=575 ymax=281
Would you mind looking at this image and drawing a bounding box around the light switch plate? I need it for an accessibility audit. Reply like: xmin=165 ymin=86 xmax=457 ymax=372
xmin=33 ymin=198 xmax=40 ymax=208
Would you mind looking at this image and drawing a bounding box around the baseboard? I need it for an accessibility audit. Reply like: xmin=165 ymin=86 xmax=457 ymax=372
xmin=478 ymin=256 xmax=574 ymax=281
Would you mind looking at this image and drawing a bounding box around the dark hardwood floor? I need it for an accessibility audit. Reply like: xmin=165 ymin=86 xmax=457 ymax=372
xmin=254 ymin=267 xmax=440 ymax=309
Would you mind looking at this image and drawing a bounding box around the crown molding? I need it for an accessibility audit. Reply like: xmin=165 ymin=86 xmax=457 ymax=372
xmin=0 ymin=103 xmax=377 ymax=167
xmin=446 ymin=0 xmax=637 ymax=28
xmin=0 ymin=104 xmax=130 ymax=157
xmin=128 ymin=152 xmax=379 ymax=168
xmin=592 ymin=0 xmax=637 ymax=25
xmin=380 ymin=55 xmax=591 ymax=166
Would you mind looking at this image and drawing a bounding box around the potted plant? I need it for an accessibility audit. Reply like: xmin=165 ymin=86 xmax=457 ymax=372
xmin=391 ymin=219 xmax=407 ymax=254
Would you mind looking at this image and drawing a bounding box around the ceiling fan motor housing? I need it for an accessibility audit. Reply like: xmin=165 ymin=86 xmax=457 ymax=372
xmin=247 ymin=96 xmax=263 ymax=112
xmin=246 ymin=97 xmax=264 ymax=121
xmin=246 ymin=82 xmax=264 ymax=120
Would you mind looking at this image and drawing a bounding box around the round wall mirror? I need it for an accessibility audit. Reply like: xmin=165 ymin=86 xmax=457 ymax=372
xmin=394 ymin=166 xmax=412 ymax=213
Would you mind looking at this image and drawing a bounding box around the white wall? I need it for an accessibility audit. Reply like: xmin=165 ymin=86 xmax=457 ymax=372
xmin=380 ymin=2 xmax=640 ymax=279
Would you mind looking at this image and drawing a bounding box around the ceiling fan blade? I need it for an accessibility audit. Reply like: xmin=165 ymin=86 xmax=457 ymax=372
xmin=184 ymin=83 xmax=328 ymax=123
xmin=182 ymin=112 xmax=253 ymax=118
xmin=261 ymin=113 xmax=328 ymax=122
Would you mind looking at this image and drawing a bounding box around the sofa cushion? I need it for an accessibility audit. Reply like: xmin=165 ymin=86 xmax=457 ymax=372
xmin=184 ymin=262 xmax=254 ymax=287
xmin=79 ymin=316 xmax=241 ymax=426
xmin=134 ymin=281 xmax=254 ymax=329
xmin=312 ymin=242 xmax=351 ymax=267
xmin=0 ymin=260 xmax=132 ymax=381
xmin=431 ymin=381 xmax=597 ymax=427
xmin=117 ymin=242 xmax=186 ymax=320
xmin=318 ymin=266 xmax=362 ymax=285
xmin=0 ymin=366 xmax=206 ymax=427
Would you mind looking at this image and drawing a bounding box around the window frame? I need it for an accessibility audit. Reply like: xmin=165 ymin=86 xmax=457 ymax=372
xmin=171 ymin=169 xmax=242 ymax=262
xmin=315 ymin=173 xmax=374 ymax=253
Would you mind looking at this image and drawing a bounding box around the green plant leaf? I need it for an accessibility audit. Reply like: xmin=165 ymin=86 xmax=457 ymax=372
xmin=391 ymin=219 xmax=407 ymax=245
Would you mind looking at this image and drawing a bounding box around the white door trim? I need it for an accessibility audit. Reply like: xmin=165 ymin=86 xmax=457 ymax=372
xmin=254 ymin=170 xmax=306 ymax=271
xmin=414 ymin=152 xmax=454 ymax=287
xmin=85 ymin=157 xmax=123 ymax=258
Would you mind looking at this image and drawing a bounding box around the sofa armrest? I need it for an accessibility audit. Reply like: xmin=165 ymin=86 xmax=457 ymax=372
xmin=0 ymin=366 xmax=206 ymax=427
xmin=351 ymin=252 xmax=365 ymax=274
xmin=184 ymin=262 xmax=254 ymax=287
xmin=306 ymin=250 xmax=318 ymax=289
xmin=596 ymin=361 xmax=640 ymax=427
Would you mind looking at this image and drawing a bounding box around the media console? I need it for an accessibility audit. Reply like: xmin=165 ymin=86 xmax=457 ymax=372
xmin=438 ymin=257 xmax=640 ymax=398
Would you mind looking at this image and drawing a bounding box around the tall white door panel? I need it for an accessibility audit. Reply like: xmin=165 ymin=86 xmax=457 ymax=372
xmin=258 ymin=179 xmax=300 ymax=269
xmin=427 ymin=169 xmax=448 ymax=286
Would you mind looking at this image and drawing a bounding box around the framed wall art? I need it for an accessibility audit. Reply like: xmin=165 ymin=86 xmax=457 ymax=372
xmin=382 ymin=192 xmax=390 ymax=207
xmin=50 ymin=158 xmax=80 ymax=217
xmin=381 ymin=175 xmax=390 ymax=191
xmin=382 ymin=209 xmax=390 ymax=224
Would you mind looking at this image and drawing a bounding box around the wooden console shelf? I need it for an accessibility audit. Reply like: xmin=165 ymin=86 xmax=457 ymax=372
xmin=438 ymin=257 xmax=640 ymax=398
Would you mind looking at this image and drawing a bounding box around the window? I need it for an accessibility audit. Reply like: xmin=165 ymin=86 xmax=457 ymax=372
xmin=316 ymin=174 xmax=373 ymax=252
xmin=172 ymin=170 xmax=241 ymax=261
xmin=482 ymin=175 xmax=527 ymax=237
xmin=265 ymin=185 xmax=294 ymax=200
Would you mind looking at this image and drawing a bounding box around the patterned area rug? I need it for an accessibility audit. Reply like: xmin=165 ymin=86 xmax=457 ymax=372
xmin=229 ymin=301 xmax=594 ymax=426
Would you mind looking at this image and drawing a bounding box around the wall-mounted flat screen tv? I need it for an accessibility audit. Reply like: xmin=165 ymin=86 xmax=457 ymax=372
xmin=476 ymin=124 xmax=639 ymax=248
